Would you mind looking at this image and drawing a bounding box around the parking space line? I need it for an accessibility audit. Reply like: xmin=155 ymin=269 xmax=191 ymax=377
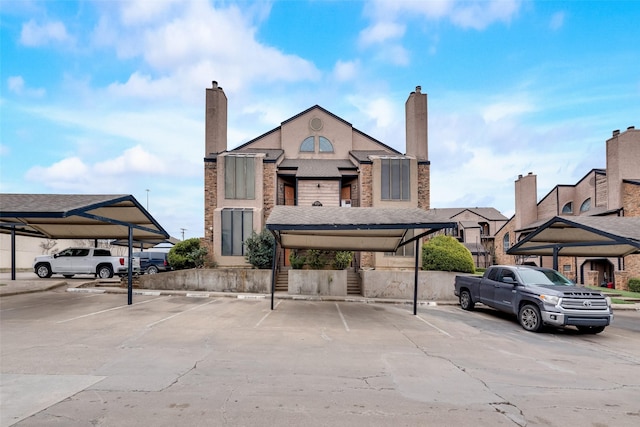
xmin=146 ymin=298 xmax=219 ymax=328
xmin=415 ymin=314 xmax=452 ymax=337
xmin=335 ymin=303 xmax=350 ymax=332
xmin=56 ymin=297 xmax=168 ymax=324
xmin=255 ymin=300 xmax=281 ymax=327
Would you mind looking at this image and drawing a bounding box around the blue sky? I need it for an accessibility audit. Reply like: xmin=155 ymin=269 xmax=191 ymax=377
xmin=1 ymin=0 xmax=639 ymax=240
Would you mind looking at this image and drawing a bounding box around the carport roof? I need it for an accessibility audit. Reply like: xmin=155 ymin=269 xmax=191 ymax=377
xmin=507 ymin=215 xmax=640 ymax=257
xmin=266 ymin=206 xmax=456 ymax=252
xmin=0 ymin=193 xmax=170 ymax=243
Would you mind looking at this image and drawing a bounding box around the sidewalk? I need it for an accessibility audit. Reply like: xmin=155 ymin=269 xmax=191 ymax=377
xmin=1 ymin=273 xmax=638 ymax=310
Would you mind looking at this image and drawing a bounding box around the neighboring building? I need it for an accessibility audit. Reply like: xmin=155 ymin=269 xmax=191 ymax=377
xmin=203 ymin=82 xmax=432 ymax=269
xmin=434 ymin=207 xmax=508 ymax=268
xmin=495 ymin=126 xmax=640 ymax=285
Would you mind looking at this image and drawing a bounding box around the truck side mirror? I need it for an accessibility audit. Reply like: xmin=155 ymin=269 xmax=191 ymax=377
xmin=503 ymin=277 xmax=516 ymax=284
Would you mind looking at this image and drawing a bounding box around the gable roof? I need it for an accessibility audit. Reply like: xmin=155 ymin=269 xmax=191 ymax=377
xmin=432 ymin=207 xmax=508 ymax=222
xmin=231 ymin=105 xmax=401 ymax=154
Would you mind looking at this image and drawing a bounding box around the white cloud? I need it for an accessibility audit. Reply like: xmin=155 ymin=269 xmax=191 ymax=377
xmin=333 ymin=60 xmax=360 ymax=82
xmin=25 ymin=157 xmax=90 ymax=191
xmin=94 ymin=145 xmax=169 ymax=175
xmin=358 ymin=21 xmax=405 ymax=46
xmin=7 ymin=76 xmax=46 ymax=97
xmin=482 ymin=100 xmax=535 ymax=122
xmin=20 ymin=19 xmax=73 ymax=46
xmin=94 ymin=1 xmax=320 ymax=102
xmin=549 ymin=11 xmax=565 ymax=31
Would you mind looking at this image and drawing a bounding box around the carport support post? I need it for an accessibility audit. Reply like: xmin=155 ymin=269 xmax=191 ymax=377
xmin=127 ymin=226 xmax=133 ymax=305
xmin=553 ymin=246 xmax=559 ymax=271
xmin=270 ymin=241 xmax=277 ymax=310
xmin=413 ymin=238 xmax=419 ymax=315
xmin=10 ymin=226 xmax=16 ymax=281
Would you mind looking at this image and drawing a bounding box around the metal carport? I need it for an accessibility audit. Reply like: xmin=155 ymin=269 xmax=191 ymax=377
xmin=266 ymin=206 xmax=457 ymax=315
xmin=507 ymin=215 xmax=640 ymax=270
xmin=0 ymin=194 xmax=170 ymax=304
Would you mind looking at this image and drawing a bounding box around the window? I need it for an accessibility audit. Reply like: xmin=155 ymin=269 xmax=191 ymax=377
xmin=580 ymin=198 xmax=591 ymax=212
xmin=385 ymin=229 xmax=415 ymax=257
xmin=221 ymin=209 xmax=253 ymax=256
xmin=503 ymin=233 xmax=510 ymax=252
xmin=300 ymin=136 xmax=334 ymax=153
xmin=562 ymin=202 xmax=573 ymax=214
xmin=381 ymin=158 xmax=410 ymax=200
xmin=319 ymin=136 xmax=333 ymax=152
xmin=225 ymin=155 xmax=255 ymax=199
xmin=300 ymin=136 xmax=314 ymax=152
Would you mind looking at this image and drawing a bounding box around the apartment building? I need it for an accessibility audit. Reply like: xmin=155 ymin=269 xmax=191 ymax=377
xmin=495 ymin=126 xmax=640 ymax=285
xmin=203 ymin=83 xmax=431 ymax=269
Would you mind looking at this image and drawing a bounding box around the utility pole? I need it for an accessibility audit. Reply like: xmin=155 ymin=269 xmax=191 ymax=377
xmin=145 ymin=189 xmax=150 ymax=211
xmin=180 ymin=228 xmax=187 ymax=240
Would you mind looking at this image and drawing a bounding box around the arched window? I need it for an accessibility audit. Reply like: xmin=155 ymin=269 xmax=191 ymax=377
xmin=562 ymin=202 xmax=573 ymax=214
xmin=300 ymin=136 xmax=314 ymax=152
xmin=319 ymin=136 xmax=333 ymax=152
xmin=503 ymin=233 xmax=510 ymax=252
xmin=580 ymin=198 xmax=591 ymax=212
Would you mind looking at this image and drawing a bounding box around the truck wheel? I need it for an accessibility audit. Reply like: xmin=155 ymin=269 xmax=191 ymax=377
xmin=97 ymin=265 xmax=114 ymax=279
xmin=146 ymin=265 xmax=159 ymax=275
xmin=518 ymin=304 xmax=543 ymax=332
xmin=577 ymin=326 xmax=605 ymax=334
xmin=459 ymin=289 xmax=475 ymax=311
xmin=35 ymin=263 xmax=52 ymax=278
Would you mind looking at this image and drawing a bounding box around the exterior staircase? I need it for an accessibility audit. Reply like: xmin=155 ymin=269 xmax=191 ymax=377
xmin=347 ymin=270 xmax=362 ymax=295
xmin=274 ymin=269 xmax=362 ymax=295
xmin=275 ymin=271 xmax=288 ymax=292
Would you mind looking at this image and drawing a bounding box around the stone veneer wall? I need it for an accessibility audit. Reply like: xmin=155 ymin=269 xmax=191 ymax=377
xmin=417 ymin=163 xmax=430 ymax=209
xmin=204 ymin=161 xmax=217 ymax=261
xmin=262 ymin=162 xmax=276 ymax=223
xmin=359 ymin=163 xmax=374 ymax=268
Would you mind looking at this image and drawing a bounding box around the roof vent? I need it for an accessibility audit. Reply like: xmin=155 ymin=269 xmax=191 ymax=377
xmin=613 ymin=129 xmax=620 ymax=136
xmin=628 ymin=126 xmax=635 ymax=130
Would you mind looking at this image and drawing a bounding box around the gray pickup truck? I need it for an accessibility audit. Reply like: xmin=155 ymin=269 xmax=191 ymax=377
xmin=454 ymin=265 xmax=613 ymax=333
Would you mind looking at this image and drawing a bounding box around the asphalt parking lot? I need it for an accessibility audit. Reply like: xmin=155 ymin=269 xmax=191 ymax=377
xmin=1 ymin=287 xmax=639 ymax=427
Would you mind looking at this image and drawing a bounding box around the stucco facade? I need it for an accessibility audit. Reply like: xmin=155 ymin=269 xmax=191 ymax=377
xmin=204 ymin=83 xmax=431 ymax=269
xmin=495 ymin=126 xmax=640 ymax=284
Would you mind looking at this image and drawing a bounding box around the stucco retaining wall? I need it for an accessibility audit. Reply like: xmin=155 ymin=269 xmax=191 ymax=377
xmin=288 ymin=270 xmax=347 ymax=296
xmin=361 ymin=270 xmax=462 ymax=300
xmin=138 ymin=268 xmax=463 ymax=301
xmin=138 ymin=269 xmax=272 ymax=293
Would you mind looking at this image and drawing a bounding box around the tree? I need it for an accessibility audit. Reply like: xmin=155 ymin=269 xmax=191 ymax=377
xmin=168 ymin=238 xmax=208 ymax=270
xmin=422 ymin=235 xmax=475 ymax=273
xmin=244 ymin=229 xmax=275 ymax=269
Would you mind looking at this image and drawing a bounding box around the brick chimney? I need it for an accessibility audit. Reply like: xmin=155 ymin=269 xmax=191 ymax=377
xmin=606 ymin=126 xmax=639 ymax=210
xmin=514 ymin=172 xmax=538 ymax=229
xmin=205 ymin=81 xmax=228 ymax=156
xmin=405 ymin=85 xmax=428 ymax=161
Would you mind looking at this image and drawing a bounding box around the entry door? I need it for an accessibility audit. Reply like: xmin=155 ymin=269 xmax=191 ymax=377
xmin=341 ymin=185 xmax=351 ymax=205
xmin=284 ymin=185 xmax=295 ymax=206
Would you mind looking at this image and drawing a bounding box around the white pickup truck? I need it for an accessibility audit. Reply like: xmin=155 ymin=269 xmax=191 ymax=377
xmin=33 ymin=247 xmax=140 ymax=279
